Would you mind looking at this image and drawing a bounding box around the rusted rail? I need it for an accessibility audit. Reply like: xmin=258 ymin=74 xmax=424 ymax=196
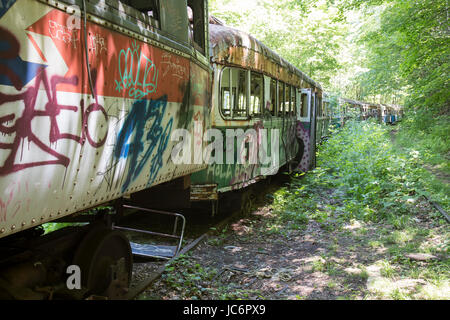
xmin=423 ymin=195 xmax=450 ymax=223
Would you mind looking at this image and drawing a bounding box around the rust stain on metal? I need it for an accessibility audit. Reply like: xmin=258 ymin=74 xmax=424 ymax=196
xmin=190 ymin=184 xmax=218 ymax=201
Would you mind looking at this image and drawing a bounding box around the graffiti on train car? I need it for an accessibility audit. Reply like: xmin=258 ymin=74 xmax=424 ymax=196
xmin=0 ymin=180 xmax=32 ymax=222
xmin=284 ymin=119 xmax=298 ymax=161
xmin=115 ymin=41 xmax=159 ymax=100
xmin=0 ymin=0 xmax=16 ymax=19
xmin=88 ymin=33 xmax=107 ymax=56
xmin=0 ymin=26 xmax=46 ymax=90
xmin=296 ymin=121 xmax=311 ymax=172
xmin=114 ymin=95 xmax=173 ymax=192
xmin=48 ymin=19 xmax=79 ymax=49
xmin=161 ymin=52 xmax=187 ymax=80
xmin=229 ymin=163 xmax=259 ymax=190
xmin=0 ymin=28 xmax=108 ymax=176
xmin=189 ymin=120 xmax=282 ymax=190
xmin=190 ymin=67 xmax=207 ymax=107
xmin=0 ymin=69 xmax=108 ymax=175
xmin=193 ymin=111 xmax=204 ymax=163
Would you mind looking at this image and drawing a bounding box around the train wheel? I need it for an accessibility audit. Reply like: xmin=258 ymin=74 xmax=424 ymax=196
xmin=73 ymin=228 xmax=132 ymax=299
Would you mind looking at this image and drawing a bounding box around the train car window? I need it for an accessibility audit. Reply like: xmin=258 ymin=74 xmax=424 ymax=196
xmin=234 ymin=69 xmax=248 ymax=118
xmin=278 ymin=82 xmax=285 ymax=116
xmin=285 ymin=84 xmax=291 ymax=116
xmin=318 ymin=97 xmax=323 ymax=116
xmin=220 ymin=67 xmax=248 ymax=119
xmin=300 ymin=93 xmax=308 ymax=118
xmin=270 ymin=78 xmax=277 ymax=116
xmin=187 ymin=6 xmax=194 ymax=45
xmin=187 ymin=0 xmax=206 ymax=54
xmin=317 ymin=97 xmax=322 ymax=117
xmin=221 ymin=68 xmax=232 ymax=117
xmin=250 ymin=72 xmax=263 ymax=117
xmin=120 ymin=0 xmax=160 ymax=26
xmin=291 ymin=87 xmax=296 ymax=116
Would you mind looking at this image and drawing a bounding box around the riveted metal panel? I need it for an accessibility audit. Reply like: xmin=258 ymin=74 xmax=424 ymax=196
xmin=0 ymin=0 xmax=210 ymax=238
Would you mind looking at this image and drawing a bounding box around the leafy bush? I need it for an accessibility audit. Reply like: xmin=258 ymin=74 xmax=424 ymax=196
xmin=273 ymin=119 xmax=448 ymax=226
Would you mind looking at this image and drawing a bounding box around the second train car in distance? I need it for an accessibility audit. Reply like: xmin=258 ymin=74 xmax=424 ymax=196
xmin=189 ymin=18 xmax=323 ymax=211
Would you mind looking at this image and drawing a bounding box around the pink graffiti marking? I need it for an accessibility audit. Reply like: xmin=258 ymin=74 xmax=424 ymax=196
xmin=0 ymin=67 xmax=108 ymax=176
xmin=0 ymin=181 xmax=17 ymax=222
xmin=296 ymin=121 xmax=311 ymax=172
xmin=229 ymin=164 xmax=258 ymax=190
xmin=193 ymin=111 xmax=203 ymax=147
xmin=0 ymin=181 xmax=33 ymax=222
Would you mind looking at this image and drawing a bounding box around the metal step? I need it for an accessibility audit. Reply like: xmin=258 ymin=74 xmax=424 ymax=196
xmin=113 ymin=204 xmax=185 ymax=260
xmin=129 ymin=242 xmax=177 ymax=259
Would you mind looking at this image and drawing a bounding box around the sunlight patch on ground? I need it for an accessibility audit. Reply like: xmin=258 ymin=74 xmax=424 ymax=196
xmin=414 ymin=281 xmax=450 ymax=299
xmin=343 ymin=219 xmax=363 ymax=230
xmin=365 ymin=260 xmax=448 ymax=299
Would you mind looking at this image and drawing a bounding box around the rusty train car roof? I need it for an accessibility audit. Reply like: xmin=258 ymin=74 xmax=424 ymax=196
xmin=209 ymin=22 xmax=322 ymax=90
xmin=341 ymin=98 xmax=364 ymax=106
xmin=339 ymin=97 xmax=403 ymax=111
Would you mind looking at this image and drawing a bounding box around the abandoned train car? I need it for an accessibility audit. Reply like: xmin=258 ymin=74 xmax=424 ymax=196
xmin=189 ymin=19 xmax=323 ymax=210
xmin=0 ymin=0 xmax=213 ymax=299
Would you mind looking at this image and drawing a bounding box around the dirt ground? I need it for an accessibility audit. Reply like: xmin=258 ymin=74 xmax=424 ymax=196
xmin=137 ymin=193 xmax=448 ymax=300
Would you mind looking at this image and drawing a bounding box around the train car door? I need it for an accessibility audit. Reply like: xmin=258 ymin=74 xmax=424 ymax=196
xmin=295 ymin=88 xmax=315 ymax=171
xmin=310 ymin=91 xmax=317 ymax=168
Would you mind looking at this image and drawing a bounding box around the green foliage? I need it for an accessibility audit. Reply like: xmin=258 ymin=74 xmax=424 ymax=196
xmin=43 ymin=222 xmax=90 ymax=234
xmin=271 ymin=120 xmax=448 ymax=229
xmin=321 ymin=120 xmax=448 ymax=216
xmin=42 ymin=223 xmax=72 ymax=234
xmin=258 ymin=120 xmax=449 ymax=300
xmin=162 ymin=254 xmax=217 ymax=299
xmin=42 ymin=206 xmax=112 ymax=234
xmin=396 ymin=111 xmax=450 ymax=170
xmin=344 ymin=0 xmax=449 ymax=113
xmin=207 ymin=226 xmax=229 ymax=246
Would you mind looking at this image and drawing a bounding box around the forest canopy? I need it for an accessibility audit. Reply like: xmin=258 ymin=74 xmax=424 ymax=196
xmin=209 ymin=0 xmax=449 ymax=116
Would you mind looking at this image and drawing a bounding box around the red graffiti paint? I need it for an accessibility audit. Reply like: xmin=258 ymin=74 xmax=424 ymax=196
xmin=26 ymin=9 xmax=190 ymax=102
